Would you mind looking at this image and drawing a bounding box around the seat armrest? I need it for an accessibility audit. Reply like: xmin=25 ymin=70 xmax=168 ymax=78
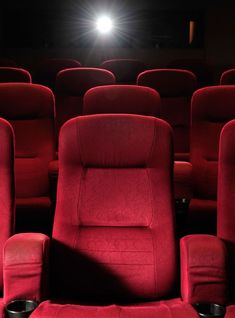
xmin=174 ymin=161 xmax=192 ymax=199
xmin=4 ymin=233 xmax=50 ymax=304
xmin=180 ymin=234 xmax=228 ymax=305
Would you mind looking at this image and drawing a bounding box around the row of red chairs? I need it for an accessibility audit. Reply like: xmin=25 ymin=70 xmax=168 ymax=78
xmin=0 ymin=81 xmax=235 ymax=237
xmin=0 ymin=57 xmax=217 ymax=87
xmin=0 ymin=112 xmax=234 ymax=317
xmin=0 ymin=83 xmax=235 ymax=238
xmin=0 ymin=66 xmax=195 ymax=160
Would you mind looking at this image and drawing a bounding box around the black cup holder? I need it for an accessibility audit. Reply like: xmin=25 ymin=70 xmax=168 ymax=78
xmin=5 ymin=300 xmax=38 ymax=318
xmin=193 ymin=303 xmax=226 ymax=318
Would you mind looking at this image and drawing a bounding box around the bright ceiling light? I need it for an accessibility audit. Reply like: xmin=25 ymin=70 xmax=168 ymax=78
xmin=96 ymin=16 xmax=113 ymax=34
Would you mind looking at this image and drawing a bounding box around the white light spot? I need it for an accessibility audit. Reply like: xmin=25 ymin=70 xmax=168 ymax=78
xmin=96 ymin=16 xmax=113 ymax=34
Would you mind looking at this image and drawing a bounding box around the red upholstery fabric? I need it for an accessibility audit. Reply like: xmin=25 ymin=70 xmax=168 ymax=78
xmin=33 ymin=58 xmax=81 ymax=90
xmin=55 ymin=68 xmax=115 ymax=132
xmin=4 ymin=233 xmax=50 ymax=304
xmin=220 ymin=69 xmax=235 ymax=85
xmin=225 ymin=305 xmax=235 ymax=318
xmin=174 ymin=161 xmax=192 ymax=199
xmin=218 ymin=120 xmax=235 ymax=301
xmin=189 ymin=86 xmax=235 ymax=234
xmin=0 ymin=83 xmax=56 ymax=234
xmin=0 ymin=119 xmax=14 ymax=293
xmin=83 ymin=86 xmax=191 ymax=201
xmin=101 ymin=59 xmax=146 ymax=84
xmin=167 ymin=59 xmax=212 ymax=87
xmin=83 ymin=85 xmax=161 ymax=117
xmin=52 ymin=114 xmax=176 ymax=302
xmin=2 ymin=114 xmax=210 ymax=317
xmin=0 ymin=67 xmax=31 ymax=83
xmin=137 ymin=69 xmax=197 ymax=160
xmin=31 ymin=299 xmax=198 ymax=318
xmin=180 ymin=235 xmax=227 ymax=305
xmin=0 ymin=299 xmax=5 ymax=318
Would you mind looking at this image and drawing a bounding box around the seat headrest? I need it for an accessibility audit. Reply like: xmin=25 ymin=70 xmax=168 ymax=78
xmin=60 ymin=114 xmax=172 ymax=168
xmin=137 ymin=69 xmax=197 ymax=97
xmin=0 ymin=83 xmax=55 ymax=119
xmin=220 ymin=69 xmax=235 ymax=85
xmin=0 ymin=67 xmax=31 ymax=83
xmin=83 ymin=85 xmax=161 ymax=117
xmin=56 ymin=68 xmax=115 ymax=96
xmin=192 ymin=86 xmax=235 ymax=122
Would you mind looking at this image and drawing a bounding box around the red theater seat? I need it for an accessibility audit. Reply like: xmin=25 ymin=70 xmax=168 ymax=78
xmin=3 ymin=114 xmax=227 ymax=318
xmin=218 ymin=120 xmax=235 ymax=313
xmin=220 ymin=69 xmax=235 ymax=85
xmin=55 ymin=68 xmax=115 ymax=132
xmin=188 ymin=86 xmax=235 ymax=234
xmin=101 ymin=59 xmax=147 ymax=84
xmin=83 ymin=85 xmax=192 ymax=218
xmin=83 ymin=85 xmax=161 ymax=116
xmin=0 ymin=118 xmax=14 ymax=317
xmin=0 ymin=83 xmax=56 ymax=234
xmin=33 ymin=58 xmax=81 ymax=90
xmin=137 ymin=69 xmax=197 ymax=161
xmin=0 ymin=67 xmax=31 ymax=83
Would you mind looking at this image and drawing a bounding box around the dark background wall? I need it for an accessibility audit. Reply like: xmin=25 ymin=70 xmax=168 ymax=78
xmin=0 ymin=0 xmax=234 ymax=81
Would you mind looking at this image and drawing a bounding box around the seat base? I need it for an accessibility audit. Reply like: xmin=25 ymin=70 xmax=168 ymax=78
xmin=31 ymin=298 xmax=198 ymax=318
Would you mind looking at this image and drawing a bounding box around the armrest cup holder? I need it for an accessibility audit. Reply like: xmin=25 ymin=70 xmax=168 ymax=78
xmin=5 ymin=300 xmax=37 ymax=318
xmin=193 ymin=303 xmax=226 ymax=318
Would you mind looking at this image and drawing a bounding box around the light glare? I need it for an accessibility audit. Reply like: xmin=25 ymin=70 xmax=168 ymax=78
xmin=96 ymin=16 xmax=113 ymax=34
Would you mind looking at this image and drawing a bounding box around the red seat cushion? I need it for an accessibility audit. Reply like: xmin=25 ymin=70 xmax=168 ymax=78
xmin=31 ymin=299 xmax=198 ymax=318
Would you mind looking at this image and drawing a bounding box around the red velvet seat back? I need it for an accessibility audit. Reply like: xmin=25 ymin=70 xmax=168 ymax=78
xmin=220 ymin=69 xmax=235 ymax=85
xmin=218 ymin=119 xmax=235 ymax=299
xmin=137 ymin=69 xmax=197 ymax=160
xmin=52 ymin=114 xmax=176 ymax=302
xmin=101 ymin=59 xmax=146 ymax=84
xmin=0 ymin=67 xmax=31 ymax=83
xmin=191 ymin=86 xmax=235 ymax=200
xmin=0 ymin=83 xmax=56 ymax=199
xmin=0 ymin=118 xmax=14 ymax=291
xmin=33 ymin=58 xmax=81 ymax=90
xmin=55 ymin=68 xmax=115 ymax=131
xmin=83 ymin=85 xmax=161 ymax=117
